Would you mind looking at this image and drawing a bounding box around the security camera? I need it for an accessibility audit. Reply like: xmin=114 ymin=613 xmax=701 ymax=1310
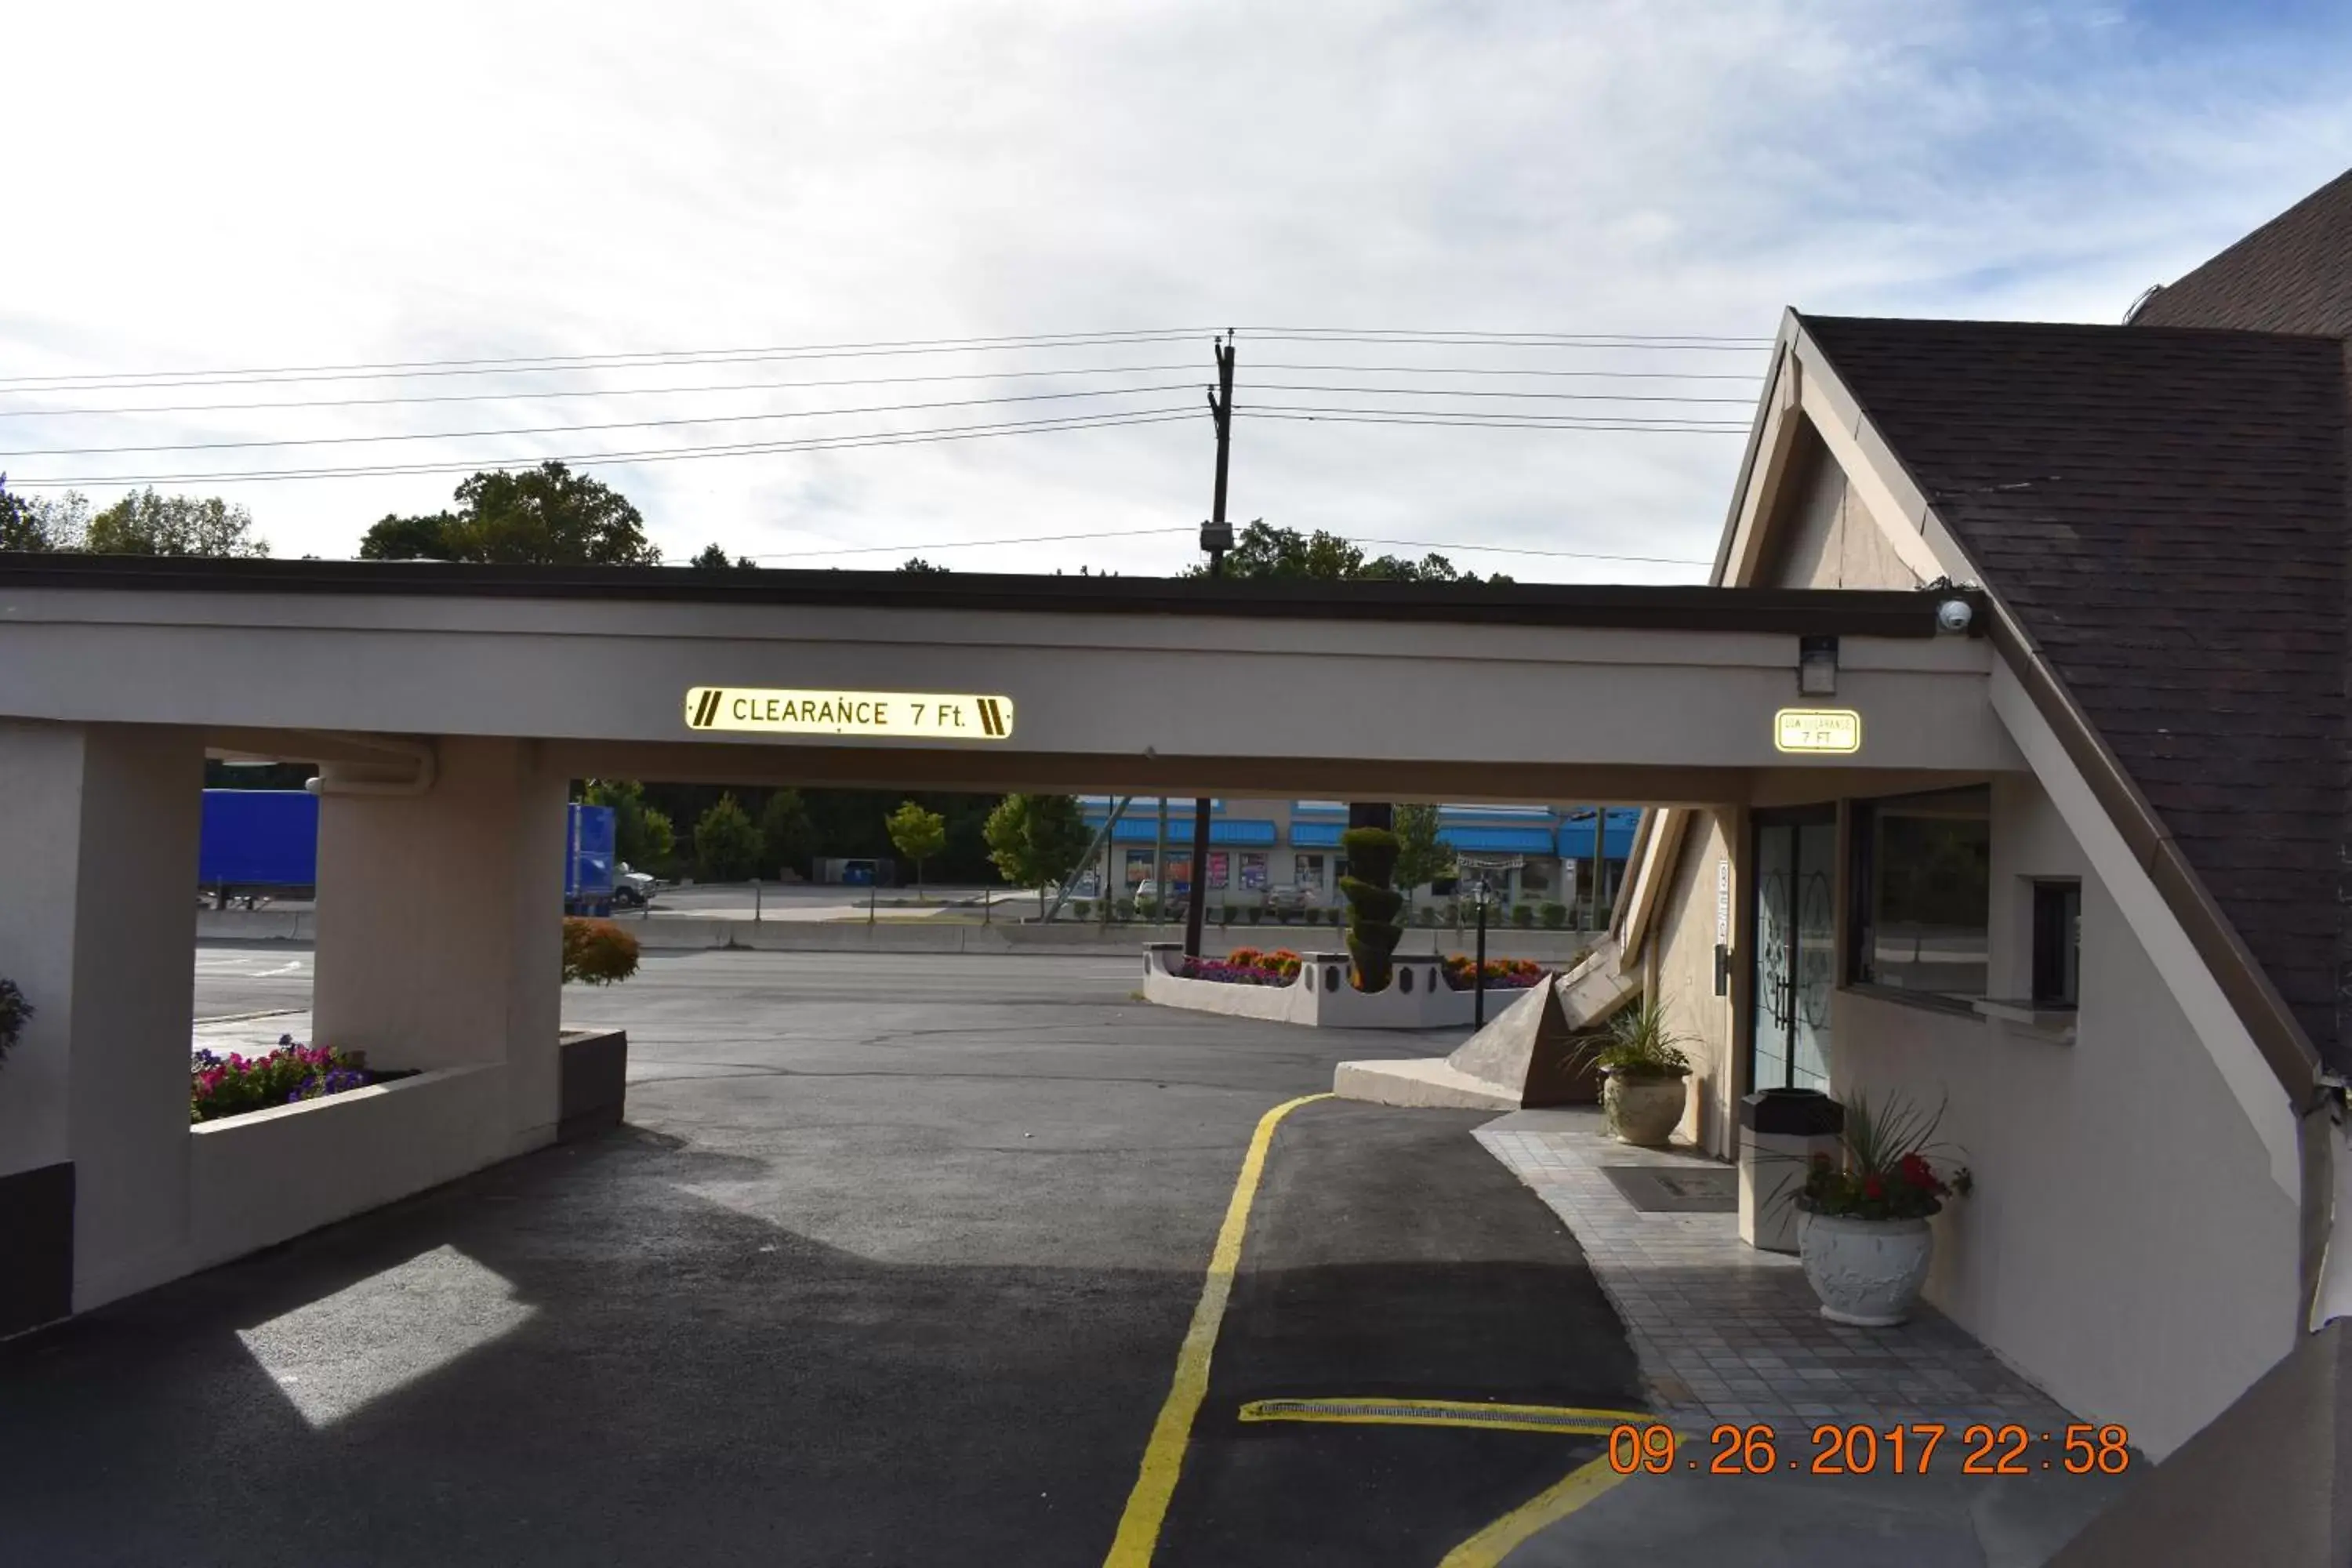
xmin=1936 ymin=598 xmax=1974 ymax=634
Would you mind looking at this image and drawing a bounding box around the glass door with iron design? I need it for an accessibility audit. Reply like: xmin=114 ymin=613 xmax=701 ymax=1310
xmin=1750 ymin=811 xmax=1835 ymax=1093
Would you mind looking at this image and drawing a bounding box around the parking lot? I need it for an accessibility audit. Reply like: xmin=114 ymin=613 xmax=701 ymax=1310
xmin=4 ymin=945 xmax=1651 ymax=1566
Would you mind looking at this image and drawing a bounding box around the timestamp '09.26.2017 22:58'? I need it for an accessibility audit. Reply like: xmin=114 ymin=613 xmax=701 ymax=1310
xmin=1607 ymin=1421 xmax=2133 ymax=1477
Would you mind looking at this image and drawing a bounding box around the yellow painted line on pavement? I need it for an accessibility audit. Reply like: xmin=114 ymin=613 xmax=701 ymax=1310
xmin=1438 ymin=1453 xmax=1632 ymax=1567
xmin=1100 ymin=1091 xmax=1333 ymax=1567
xmin=1238 ymin=1396 xmax=1650 ymax=1437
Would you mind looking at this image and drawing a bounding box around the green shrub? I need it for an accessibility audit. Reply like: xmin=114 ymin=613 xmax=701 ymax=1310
xmin=1114 ymin=898 xmax=1135 ymax=923
xmin=1512 ymin=903 xmax=1535 ymax=928
xmin=1071 ymin=899 xmax=1093 ymax=922
xmin=1246 ymin=906 xmax=1263 ymax=926
xmin=563 ymin=917 xmax=641 ymax=985
xmin=1540 ymin=901 xmax=1568 ymax=929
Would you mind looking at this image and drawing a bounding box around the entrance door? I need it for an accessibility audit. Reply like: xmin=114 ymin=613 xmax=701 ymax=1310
xmin=1749 ymin=811 xmax=1836 ymax=1093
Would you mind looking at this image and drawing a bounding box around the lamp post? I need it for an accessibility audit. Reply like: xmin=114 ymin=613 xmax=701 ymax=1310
xmin=1472 ymin=874 xmax=1492 ymax=1033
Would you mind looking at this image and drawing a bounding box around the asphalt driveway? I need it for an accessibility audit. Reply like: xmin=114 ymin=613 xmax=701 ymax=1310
xmin=0 ymin=947 xmax=1642 ymax=1566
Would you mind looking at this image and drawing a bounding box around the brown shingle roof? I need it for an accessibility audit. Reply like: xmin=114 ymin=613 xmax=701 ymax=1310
xmin=2132 ymin=169 xmax=2352 ymax=337
xmin=1798 ymin=314 xmax=2350 ymax=1066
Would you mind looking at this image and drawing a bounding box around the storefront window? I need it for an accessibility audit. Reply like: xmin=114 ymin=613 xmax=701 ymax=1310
xmin=1239 ymin=853 xmax=1268 ymax=891
xmin=1207 ymin=851 xmax=1230 ymax=889
xmin=1167 ymin=855 xmax=1192 ymax=893
xmin=1294 ymin=853 xmax=1326 ymax=890
xmin=1125 ymin=849 xmax=1153 ymax=886
xmin=1849 ymin=786 xmax=1991 ymax=1002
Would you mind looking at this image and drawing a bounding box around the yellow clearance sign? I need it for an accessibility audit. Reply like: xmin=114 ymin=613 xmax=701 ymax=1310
xmin=1775 ymin=708 xmax=1862 ymax=754
xmin=684 ymin=686 xmax=1015 ymax=740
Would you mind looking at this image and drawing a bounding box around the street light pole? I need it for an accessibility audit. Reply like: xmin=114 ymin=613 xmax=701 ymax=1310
xmin=1183 ymin=333 xmax=1236 ymax=962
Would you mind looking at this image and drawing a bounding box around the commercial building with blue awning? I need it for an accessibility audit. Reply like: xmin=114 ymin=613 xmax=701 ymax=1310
xmin=1076 ymin=795 xmax=1635 ymax=912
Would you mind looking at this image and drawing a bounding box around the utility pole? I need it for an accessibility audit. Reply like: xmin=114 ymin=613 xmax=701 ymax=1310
xmin=1183 ymin=333 xmax=1236 ymax=961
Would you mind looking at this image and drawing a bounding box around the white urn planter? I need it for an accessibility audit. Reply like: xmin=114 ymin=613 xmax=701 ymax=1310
xmin=1798 ymin=1210 xmax=1934 ymax=1327
xmin=1601 ymin=1069 xmax=1689 ymax=1147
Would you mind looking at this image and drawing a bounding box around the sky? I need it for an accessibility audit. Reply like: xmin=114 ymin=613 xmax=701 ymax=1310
xmin=5 ymin=1 xmax=2349 ymax=583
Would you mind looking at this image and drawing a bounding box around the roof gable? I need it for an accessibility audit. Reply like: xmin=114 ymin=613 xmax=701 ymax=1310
xmin=1798 ymin=314 xmax=2351 ymax=1065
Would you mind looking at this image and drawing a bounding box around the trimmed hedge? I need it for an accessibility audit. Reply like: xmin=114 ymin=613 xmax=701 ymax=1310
xmin=1340 ymin=826 xmax=1405 ymax=993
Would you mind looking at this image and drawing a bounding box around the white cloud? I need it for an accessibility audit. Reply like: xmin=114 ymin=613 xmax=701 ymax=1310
xmin=3 ymin=0 xmax=2347 ymax=578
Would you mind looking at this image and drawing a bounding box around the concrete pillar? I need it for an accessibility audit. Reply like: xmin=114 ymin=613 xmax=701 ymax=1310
xmin=312 ymin=737 xmax=566 ymax=1152
xmin=0 ymin=720 xmax=203 ymax=1324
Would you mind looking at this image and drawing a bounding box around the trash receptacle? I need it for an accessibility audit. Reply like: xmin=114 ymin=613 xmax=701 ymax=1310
xmin=1740 ymin=1088 xmax=1843 ymax=1254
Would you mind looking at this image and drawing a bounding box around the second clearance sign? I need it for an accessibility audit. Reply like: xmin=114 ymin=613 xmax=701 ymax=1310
xmin=684 ymin=686 xmax=1016 ymax=741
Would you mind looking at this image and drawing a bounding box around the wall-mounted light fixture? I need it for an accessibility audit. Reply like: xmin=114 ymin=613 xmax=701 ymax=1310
xmin=1797 ymin=635 xmax=1839 ymax=697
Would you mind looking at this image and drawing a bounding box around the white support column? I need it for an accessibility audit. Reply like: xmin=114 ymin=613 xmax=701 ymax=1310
xmin=312 ymin=736 xmax=567 ymax=1152
xmin=0 ymin=720 xmax=203 ymax=1320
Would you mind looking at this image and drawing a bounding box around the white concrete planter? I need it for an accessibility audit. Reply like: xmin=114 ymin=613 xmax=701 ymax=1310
xmin=1601 ymin=1070 xmax=1689 ymax=1145
xmin=1138 ymin=945 xmax=1485 ymax=1029
xmin=1798 ymin=1210 xmax=1935 ymax=1327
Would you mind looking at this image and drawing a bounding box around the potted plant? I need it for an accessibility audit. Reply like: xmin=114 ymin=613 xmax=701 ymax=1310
xmin=1795 ymin=1091 xmax=1972 ymax=1327
xmin=1571 ymin=996 xmax=1693 ymax=1146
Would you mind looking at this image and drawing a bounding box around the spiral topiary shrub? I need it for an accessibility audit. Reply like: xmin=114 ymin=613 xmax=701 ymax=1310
xmin=1339 ymin=826 xmax=1405 ymax=993
xmin=0 ymin=978 xmax=31 ymax=1073
xmin=562 ymin=918 xmax=641 ymax=985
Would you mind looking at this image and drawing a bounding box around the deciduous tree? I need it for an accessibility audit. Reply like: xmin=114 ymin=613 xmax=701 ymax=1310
xmin=358 ymin=462 xmax=660 ymax=565
xmin=757 ymin=789 xmax=818 ymax=879
xmin=982 ymin=793 xmax=1091 ymax=915
xmin=885 ymin=800 xmax=949 ymax=901
xmin=692 ymin=793 xmax=762 ymax=882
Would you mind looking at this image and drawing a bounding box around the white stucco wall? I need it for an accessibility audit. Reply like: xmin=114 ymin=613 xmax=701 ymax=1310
xmin=1835 ymin=772 xmax=2297 ymax=1458
xmin=1646 ymin=810 xmax=1744 ymax=1156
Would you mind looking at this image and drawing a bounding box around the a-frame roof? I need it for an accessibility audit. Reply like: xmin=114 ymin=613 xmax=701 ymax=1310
xmin=1794 ymin=311 xmax=2350 ymax=1082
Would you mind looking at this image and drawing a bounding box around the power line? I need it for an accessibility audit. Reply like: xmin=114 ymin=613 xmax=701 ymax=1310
xmin=1249 ymin=382 xmax=1754 ymax=404
xmin=0 ymin=333 xmax=1219 ymax=395
xmin=0 ymin=362 xmax=1213 ymax=419
xmin=0 ymin=383 xmax=1206 ymax=459
xmin=0 ymin=407 xmax=1203 ymax=488
xmin=0 ymin=328 xmax=1773 ymax=395
xmin=1250 ymin=408 xmax=1748 ymax=434
xmin=0 ymin=381 xmax=1757 ymax=459
xmin=0 ymin=361 xmax=1765 ymax=420
xmin=0 ymin=328 xmax=1222 ymax=390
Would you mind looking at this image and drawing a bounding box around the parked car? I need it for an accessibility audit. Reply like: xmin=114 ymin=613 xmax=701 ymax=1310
xmin=612 ymin=861 xmax=661 ymax=908
xmin=1133 ymin=879 xmax=1159 ymax=905
xmin=1266 ymin=883 xmax=1320 ymax=916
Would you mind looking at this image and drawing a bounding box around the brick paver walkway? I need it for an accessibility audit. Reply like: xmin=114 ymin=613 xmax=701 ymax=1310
xmin=1477 ymin=1108 xmax=2077 ymax=1432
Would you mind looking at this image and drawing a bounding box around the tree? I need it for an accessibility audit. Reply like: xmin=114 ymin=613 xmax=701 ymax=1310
xmin=757 ymin=789 xmax=818 ymax=879
xmin=72 ymin=488 xmax=267 ymax=557
xmin=1185 ymin=521 xmax=1511 ymax=585
xmin=0 ymin=478 xmax=88 ymax=552
xmin=358 ymin=462 xmax=660 ymax=565
xmin=1392 ymin=803 xmax=1455 ymax=913
xmin=885 ymin=800 xmax=949 ymax=900
xmin=982 ymin=793 xmax=1091 ymax=916
xmin=691 ymin=543 xmax=754 ymax=569
xmin=692 ymin=793 xmax=762 ymax=882
xmin=898 ymin=557 xmax=948 ymax=573
xmin=585 ymin=779 xmax=677 ymax=871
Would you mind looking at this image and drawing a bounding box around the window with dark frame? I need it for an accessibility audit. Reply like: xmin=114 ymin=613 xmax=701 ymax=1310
xmin=1846 ymin=786 xmax=1992 ymax=1004
xmin=2031 ymin=880 xmax=2082 ymax=1008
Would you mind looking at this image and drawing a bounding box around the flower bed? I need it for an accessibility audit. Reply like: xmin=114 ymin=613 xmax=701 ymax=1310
xmin=1442 ymin=955 xmax=1548 ymax=992
xmin=191 ymin=1035 xmax=404 ymax=1124
xmin=1179 ymin=947 xmax=1304 ymax=985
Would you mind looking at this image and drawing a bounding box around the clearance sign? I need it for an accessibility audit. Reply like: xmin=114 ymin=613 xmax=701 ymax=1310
xmin=684 ymin=686 xmax=1015 ymax=741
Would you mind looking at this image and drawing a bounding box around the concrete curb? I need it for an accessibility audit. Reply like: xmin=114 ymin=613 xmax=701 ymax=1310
xmin=196 ymin=906 xmax=1599 ymax=960
xmin=1332 ymin=1058 xmax=1520 ymax=1110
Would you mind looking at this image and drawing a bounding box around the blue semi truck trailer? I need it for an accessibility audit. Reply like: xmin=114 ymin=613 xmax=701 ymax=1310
xmin=199 ymin=789 xmax=622 ymax=914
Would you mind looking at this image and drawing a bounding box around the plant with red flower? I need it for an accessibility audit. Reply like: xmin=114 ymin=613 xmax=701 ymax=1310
xmin=1795 ymin=1091 xmax=1972 ymax=1221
